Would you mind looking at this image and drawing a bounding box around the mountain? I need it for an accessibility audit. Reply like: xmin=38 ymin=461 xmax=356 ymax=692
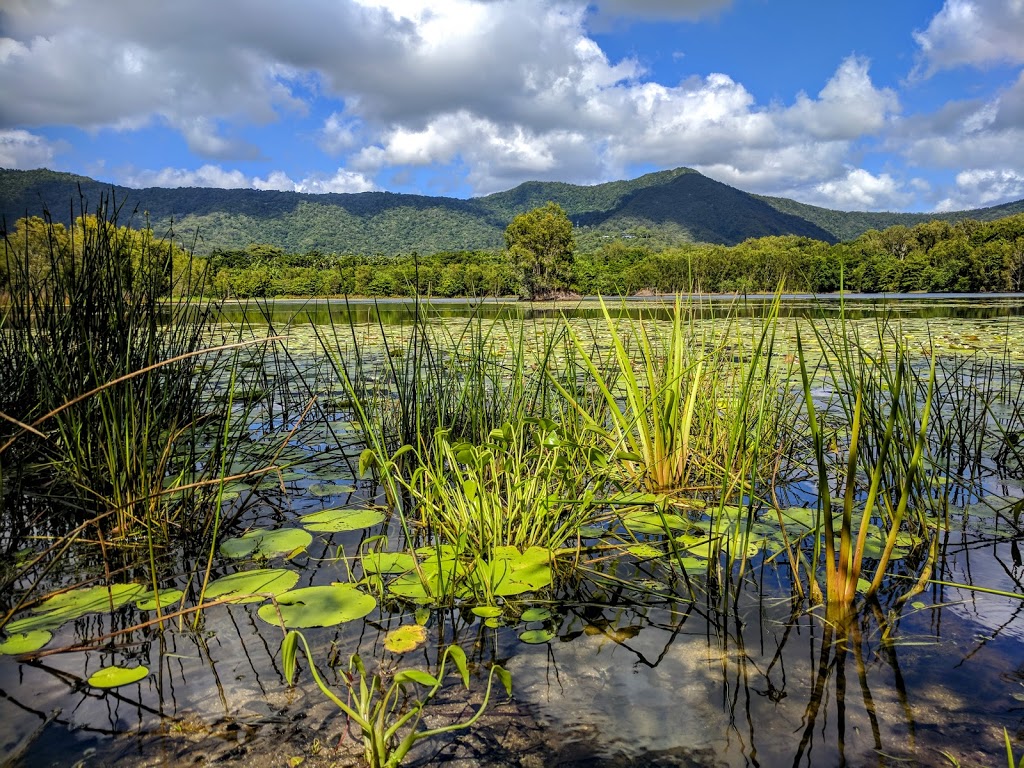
xmin=2 ymin=166 xmax=1022 ymax=255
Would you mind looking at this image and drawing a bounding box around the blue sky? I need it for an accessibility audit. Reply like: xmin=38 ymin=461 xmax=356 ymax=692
xmin=2 ymin=0 xmax=1023 ymax=212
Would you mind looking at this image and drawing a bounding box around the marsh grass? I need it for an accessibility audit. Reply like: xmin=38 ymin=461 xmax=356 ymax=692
xmin=793 ymin=315 xmax=939 ymax=612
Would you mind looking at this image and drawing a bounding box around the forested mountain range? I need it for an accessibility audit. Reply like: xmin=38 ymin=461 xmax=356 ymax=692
xmin=2 ymin=166 xmax=1023 ymax=255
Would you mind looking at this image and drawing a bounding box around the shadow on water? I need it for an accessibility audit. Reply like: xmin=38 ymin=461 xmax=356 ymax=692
xmin=5 ymin=294 xmax=1024 ymax=767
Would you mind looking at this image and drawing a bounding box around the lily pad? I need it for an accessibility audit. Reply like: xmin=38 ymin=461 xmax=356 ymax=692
xmin=469 ymin=547 xmax=553 ymax=597
xmin=626 ymin=543 xmax=664 ymax=559
xmin=384 ymin=624 xmax=428 ymax=653
xmin=7 ymin=583 xmax=145 ymax=634
xmin=220 ymin=528 xmax=313 ymax=559
xmin=204 ymin=568 xmax=300 ymax=605
xmin=361 ymin=552 xmax=417 ymax=575
xmin=135 ymin=589 xmax=185 ymax=611
xmin=308 ymin=483 xmax=356 ymax=497
xmin=88 ymin=664 xmax=149 ymax=689
xmin=518 ymin=629 xmax=555 ymax=644
xmin=300 ymin=508 xmax=386 ymax=533
xmin=622 ymin=511 xmax=690 ymax=535
xmin=257 ymin=584 xmax=377 ymax=628
xmin=471 ymin=606 xmax=504 ymax=619
xmin=521 ymin=607 xmax=552 ymax=622
xmin=0 ymin=630 xmax=52 ymax=655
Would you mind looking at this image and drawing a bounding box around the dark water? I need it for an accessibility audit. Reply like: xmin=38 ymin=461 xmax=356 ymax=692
xmin=3 ymin=296 xmax=1024 ymax=767
xmin=216 ymin=293 xmax=1024 ymax=326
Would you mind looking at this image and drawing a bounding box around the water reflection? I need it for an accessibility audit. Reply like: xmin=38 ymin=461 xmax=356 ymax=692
xmin=215 ymin=293 xmax=1024 ymax=327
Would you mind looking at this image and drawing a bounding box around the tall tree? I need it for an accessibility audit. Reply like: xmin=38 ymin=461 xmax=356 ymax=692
xmin=504 ymin=202 xmax=575 ymax=300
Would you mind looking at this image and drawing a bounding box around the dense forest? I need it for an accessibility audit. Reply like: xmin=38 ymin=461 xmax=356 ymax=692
xmin=8 ymin=211 xmax=1015 ymax=300
xmin=190 ymin=213 xmax=1023 ymax=297
xmin=5 ymin=167 xmax=1024 ymax=256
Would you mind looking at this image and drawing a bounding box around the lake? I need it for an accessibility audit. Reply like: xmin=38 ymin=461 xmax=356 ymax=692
xmin=2 ymin=294 xmax=1024 ymax=767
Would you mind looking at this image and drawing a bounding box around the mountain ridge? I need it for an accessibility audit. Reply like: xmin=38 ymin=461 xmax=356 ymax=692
xmin=2 ymin=166 xmax=1022 ymax=255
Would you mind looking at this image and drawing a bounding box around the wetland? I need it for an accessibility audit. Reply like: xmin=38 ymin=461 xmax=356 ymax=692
xmin=2 ymin=221 xmax=1024 ymax=768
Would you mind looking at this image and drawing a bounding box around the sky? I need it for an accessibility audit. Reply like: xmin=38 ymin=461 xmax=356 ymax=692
xmin=2 ymin=0 xmax=1024 ymax=212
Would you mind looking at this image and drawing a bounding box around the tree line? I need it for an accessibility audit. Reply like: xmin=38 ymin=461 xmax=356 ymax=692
xmin=6 ymin=206 xmax=1024 ymax=299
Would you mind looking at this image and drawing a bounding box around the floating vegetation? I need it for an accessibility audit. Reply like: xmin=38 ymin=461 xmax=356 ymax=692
xmin=219 ymin=528 xmax=313 ymax=559
xmin=257 ymin=584 xmax=376 ymax=629
xmin=87 ymin=665 xmax=149 ymax=689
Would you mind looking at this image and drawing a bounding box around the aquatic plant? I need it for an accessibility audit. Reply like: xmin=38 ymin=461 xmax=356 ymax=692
xmin=792 ymin=319 xmax=938 ymax=612
xmin=552 ymin=295 xmax=792 ymax=500
xmin=282 ymin=630 xmax=511 ymax=768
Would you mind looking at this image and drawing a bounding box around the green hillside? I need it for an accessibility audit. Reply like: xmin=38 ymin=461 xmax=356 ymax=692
xmin=2 ymin=166 xmax=1022 ymax=255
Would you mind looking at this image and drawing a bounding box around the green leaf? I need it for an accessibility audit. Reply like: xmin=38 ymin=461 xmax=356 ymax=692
xmin=88 ymin=665 xmax=148 ymax=689
xmin=520 ymin=607 xmax=552 ymax=622
xmin=282 ymin=631 xmax=299 ymax=686
xmin=7 ymin=583 xmax=145 ymax=634
xmin=300 ymin=508 xmax=386 ymax=533
xmin=204 ymin=568 xmax=300 ymax=605
xmin=135 ymin=589 xmax=185 ymax=611
xmin=494 ymin=665 xmax=513 ymax=696
xmin=518 ymin=629 xmax=555 ymax=644
xmin=471 ymin=606 xmax=504 ymax=619
xmin=394 ymin=669 xmax=439 ymax=687
xmin=384 ymin=624 xmax=427 ymax=654
xmin=0 ymin=630 xmax=52 ymax=655
xmin=220 ymin=528 xmax=313 ymax=559
xmin=308 ymin=483 xmax=356 ymax=498
xmin=361 ymin=551 xmax=416 ymax=575
xmin=446 ymin=644 xmax=470 ymax=688
xmin=257 ymin=584 xmax=377 ymax=629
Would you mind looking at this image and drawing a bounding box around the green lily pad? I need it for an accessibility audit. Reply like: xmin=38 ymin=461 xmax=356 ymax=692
xmin=521 ymin=607 xmax=552 ymax=622
xmin=0 ymin=630 xmax=52 ymax=655
xmin=88 ymin=664 xmax=149 ymax=689
xmin=471 ymin=606 xmax=504 ymax=619
xmin=220 ymin=528 xmax=313 ymax=559
xmin=626 ymin=543 xmax=664 ymax=559
xmin=389 ymin=559 xmax=466 ymax=604
xmin=622 ymin=512 xmax=690 ymax=535
xmin=362 ymin=552 xmax=416 ymax=574
xmin=300 ymin=508 xmax=386 ymax=533
xmin=469 ymin=547 xmax=553 ymax=597
xmin=384 ymin=624 xmax=428 ymax=653
xmin=519 ymin=629 xmax=555 ymax=644
xmin=204 ymin=569 xmax=299 ymax=605
xmin=308 ymin=483 xmax=356 ymax=497
xmin=7 ymin=584 xmax=145 ymax=634
xmin=135 ymin=589 xmax=185 ymax=611
xmin=257 ymin=584 xmax=377 ymax=628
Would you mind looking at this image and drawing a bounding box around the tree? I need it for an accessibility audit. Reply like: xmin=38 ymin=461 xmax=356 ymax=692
xmin=504 ymin=202 xmax=575 ymax=300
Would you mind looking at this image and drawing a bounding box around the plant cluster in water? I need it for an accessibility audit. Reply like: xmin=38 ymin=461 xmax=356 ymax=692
xmin=3 ymin=209 xmax=1024 ymax=765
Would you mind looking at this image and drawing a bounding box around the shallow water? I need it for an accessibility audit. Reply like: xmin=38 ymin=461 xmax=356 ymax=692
xmin=3 ymin=295 xmax=1024 ymax=767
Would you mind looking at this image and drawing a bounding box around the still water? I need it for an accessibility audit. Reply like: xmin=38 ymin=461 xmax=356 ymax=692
xmin=2 ymin=294 xmax=1024 ymax=767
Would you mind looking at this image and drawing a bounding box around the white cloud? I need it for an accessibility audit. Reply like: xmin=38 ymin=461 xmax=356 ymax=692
xmin=936 ymin=168 xmax=1024 ymax=210
xmin=897 ymin=71 xmax=1024 ymax=207
xmin=799 ymin=169 xmax=915 ymax=211
xmin=121 ymin=164 xmax=376 ymax=193
xmin=914 ymin=0 xmax=1024 ymax=73
xmin=320 ymin=113 xmax=362 ymax=155
xmin=0 ymin=129 xmax=64 ymax=169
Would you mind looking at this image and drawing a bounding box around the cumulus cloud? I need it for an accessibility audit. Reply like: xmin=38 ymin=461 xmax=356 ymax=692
xmin=0 ymin=0 xmax=964 ymax=208
xmin=913 ymin=0 xmax=1024 ymax=73
xmin=799 ymin=169 xmax=915 ymax=211
xmin=936 ymin=169 xmax=1024 ymax=210
xmin=121 ymin=164 xmax=376 ymax=193
xmin=0 ymin=129 xmax=64 ymax=169
xmin=896 ymin=70 xmax=1024 ymax=207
